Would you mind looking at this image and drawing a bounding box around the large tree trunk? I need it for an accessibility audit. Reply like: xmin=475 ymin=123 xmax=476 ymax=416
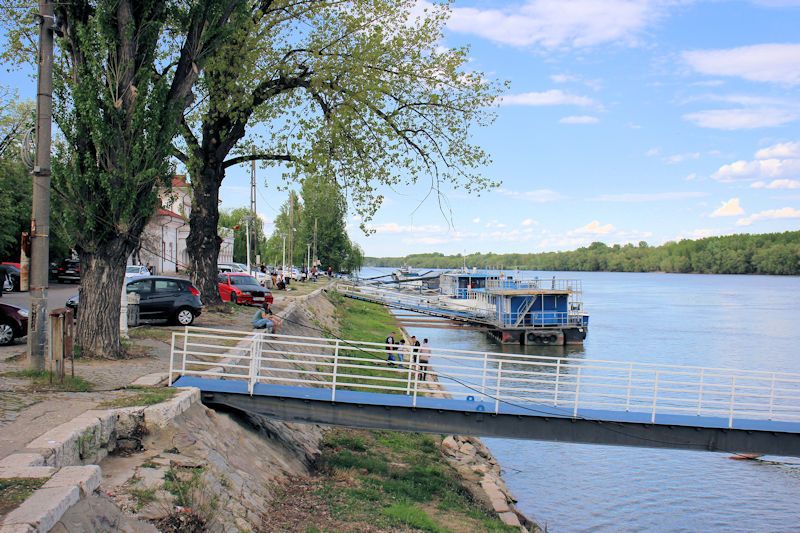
xmin=75 ymin=239 xmax=131 ymax=359
xmin=187 ymin=163 xmax=224 ymax=306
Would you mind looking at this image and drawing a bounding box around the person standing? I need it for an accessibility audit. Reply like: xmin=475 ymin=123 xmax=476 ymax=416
xmin=385 ymin=331 xmax=396 ymax=364
xmin=418 ymin=338 xmax=432 ymax=381
xmin=397 ymin=339 xmax=406 ymax=364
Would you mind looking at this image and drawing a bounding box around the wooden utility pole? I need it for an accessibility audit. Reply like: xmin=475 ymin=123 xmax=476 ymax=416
xmin=28 ymin=0 xmax=54 ymax=370
xmin=250 ymin=158 xmax=257 ymax=269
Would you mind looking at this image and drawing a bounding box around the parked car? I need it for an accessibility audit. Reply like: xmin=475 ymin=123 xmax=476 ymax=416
xmin=1 ymin=262 xmax=21 ymax=269
xmin=217 ymin=263 xmax=246 ymax=273
xmin=0 ymin=264 xmax=20 ymax=292
xmin=56 ymin=259 xmax=81 ymax=283
xmin=0 ymin=302 xmax=28 ymax=346
xmin=66 ymin=276 xmax=202 ymax=326
xmin=218 ymin=273 xmax=273 ymax=305
xmin=125 ymin=265 xmax=151 ymax=279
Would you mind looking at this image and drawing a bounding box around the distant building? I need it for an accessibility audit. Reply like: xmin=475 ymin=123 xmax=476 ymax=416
xmin=132 ymin=175 xmax=234 ymax=273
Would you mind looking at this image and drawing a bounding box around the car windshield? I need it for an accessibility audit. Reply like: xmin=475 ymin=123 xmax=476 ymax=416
xmin=229 ymin=276 xmax=259 ymax=286
xmin=126 ymin=266 xmax=142 ymax=273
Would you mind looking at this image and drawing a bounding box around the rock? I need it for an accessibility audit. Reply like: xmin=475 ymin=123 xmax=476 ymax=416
xmin=160 ymin=453 xmax=204 ymax=469
xmin=499 ymin=511 xmax=522 ymax=528
xmin=441 ymin=436 xmax=459 ymax=454
xmin=2 ymin=486 xmax=80 ymax=533
xmin=43 ymin=465 xmax=102 ymax=497
xmin=133 ymin=467 xmax=167 ymax=490
xmin=458 ymin=442 xmax=477 ymax=459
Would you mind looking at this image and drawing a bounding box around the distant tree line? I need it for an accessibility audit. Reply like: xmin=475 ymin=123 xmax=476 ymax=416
xmin=365 ymin=231 xmax=800 ymax=275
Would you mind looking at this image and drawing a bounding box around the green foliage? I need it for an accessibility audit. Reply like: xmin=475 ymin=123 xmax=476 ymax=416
xmin=380 ymin=503 xmax=444 ymax=532
xmin=98 ymin=386 xmax=177 ymax=409
xmin=218 ymin=207 xmax=269 ymax=263
xmin=0 ymin=477 xmax=47 ymax=516
xmin=366 ymin=231 xmax=800 ymax=276
xmin=1 ymin=369 xmax=92 ymax=392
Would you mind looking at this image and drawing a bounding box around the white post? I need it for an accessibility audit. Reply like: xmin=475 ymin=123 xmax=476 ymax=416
xmin=494 ymin=361 xmax=503 ymax=414
xmin=480 ymin=352 xmax=489 ymax=398
xmin=331 ymin=340 xmax=340 ymax=402
xmin=248 ymin=333 xmax=259 ymax=395
xmin=697 ymin=368 xmax=705 ymax=416
xmin=119 ymin=284 xmax=128 ymax=339
xmin=168 ymin=331 xmax=176 ymax=385
xmin=405 ymin=354 xmax=414 ymax=395
xmin=412 ymin=360 xmax=420 ymax=408
xmin=768 ymin=372 xmax=776 ymax=419
xmin=553 ymin=359 xmax=561 ymax=406
xmin=728 ymin=376 xmax=737 ymax=428
xmin=651 ymin=371 xmax=660 ymax=424
xmin=181 ymin=326 xmax=188 ymax=376
xmin=573 ymin=366 xmax=582 ymax=417
xmin=625 ymin=362 xmax=633 ymax=411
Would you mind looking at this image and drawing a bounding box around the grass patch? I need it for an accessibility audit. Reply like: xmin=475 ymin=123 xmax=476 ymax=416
xmin=1 ymin=369 xmax=92 ymax=392
xmin=128 ymin=486 xmax=157 ymax=510
xmin=98 ymin=386 xmax=177 ymax=409
xmin=0 ymin=477 xmax=47 ymax=517
xmin=311 ymin=428 xmax=517 ymax=532
xmin=128 ymin=326 xmax=174 ymax=343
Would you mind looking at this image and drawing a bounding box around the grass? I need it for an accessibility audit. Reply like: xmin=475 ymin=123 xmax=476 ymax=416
xmin=0 ymin=477 xmax=47 ymax=517
xmin=98 ymin=386 xmax=177 ymax=409
xmin=313 ymin=428 xmax=517 ymax=532
xmin=128 ymin=326 xmax=174 ymax=343
xmin=0 ymin=369 xmax=92 ymax=392
xmin=128 ymin=486 xmax=158 ymax=510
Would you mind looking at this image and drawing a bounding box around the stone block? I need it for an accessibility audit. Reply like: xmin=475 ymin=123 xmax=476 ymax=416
xmin=131 ymin=373 xmax=170 ymax=387
xmin=0 ymin=524 xmax=36 ymax=533
xmin=43 ymin=465 xmax=102 ymax=497
xmin=133 ymin=467 xmax=167 ymax=490
xmin=25 ymin=415 xmax=103 ymax=468
xmin=1 ymin=486 xmax=79 ymax=532
xmin=0 ymin=454 xmax=45 ymax=468
xmin=441 ymin=436 xmax=459 ymax=454
xmin=498 ymin=511 xmax=522 ymax=528
xmin=0 ymin=466 xmax=55 ymax=479
xmin=143 ymin=388 xmax=199 ymax=429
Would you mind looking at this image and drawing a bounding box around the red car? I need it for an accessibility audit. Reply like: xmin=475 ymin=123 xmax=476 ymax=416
xmin=218 ymin=273 xmax=273 ymax=305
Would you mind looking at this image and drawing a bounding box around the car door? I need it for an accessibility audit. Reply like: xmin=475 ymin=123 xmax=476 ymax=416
xmin=148 ymin=279 xmax=184 ymax=319
xmin=126 ymin=279 xmax=155 ymax=318
xmin=217 ymin=274 xmax=231 ymax=301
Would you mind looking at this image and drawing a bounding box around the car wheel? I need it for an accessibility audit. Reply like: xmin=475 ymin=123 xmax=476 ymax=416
xmin=0 ymin=321 xmax=15 ymax=346
xmin=175 ymin=308 xmax=195 ymax=326
xmin=230 ymin=293 xmax=237 ymax=304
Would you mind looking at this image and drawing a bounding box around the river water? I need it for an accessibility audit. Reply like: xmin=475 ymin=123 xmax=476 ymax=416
xmin=359 ymin=268 xmax=800 ymax=532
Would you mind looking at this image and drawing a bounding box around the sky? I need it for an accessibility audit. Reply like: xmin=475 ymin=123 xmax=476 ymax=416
xmin=4 ymin=0 xmax=800 ymax=257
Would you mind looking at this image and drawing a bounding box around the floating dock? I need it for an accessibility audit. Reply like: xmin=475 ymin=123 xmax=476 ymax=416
xmin=342 ymin=271 xmax=589 ymax=346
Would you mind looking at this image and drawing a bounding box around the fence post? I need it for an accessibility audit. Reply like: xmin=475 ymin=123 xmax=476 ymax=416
xmin=697 ymin=368 xmax=705 ymax=416
xmin=181 ymin=326 xmax=188 ymax=377
xmin=412 ymin=360 xmax=420 ymax=408
xmin=248 ymin=332 xmax=260 ymax=395
xmin=553 ymin=359 xmax=561 ymax=406
xmin=728 ymin=376 xmax=737 ymax=428
xmin=480 ymin=353 xmax=489 ymax=398
xmin=405 ymin=354 xmax=415 ymax=395
xmin=651 ymin=371 xmax=660 ymax=424
xmin=573 ymin=366 xmax=582 ymax=418
xmin=494 ymin=361 xmax=504 ymax=414
xmin=625 ymin=362 xmax=633 ymax=411
xmin=331 ymin=340 xmax=340 ymax=402
xmin=168 ymin=332 xmax=176 ymax=385
xmin=768 ymin=372 xmax=776 ymax=419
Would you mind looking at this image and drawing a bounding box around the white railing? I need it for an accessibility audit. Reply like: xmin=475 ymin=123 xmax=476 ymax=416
xmin=169 ymin=328 xmax=800 ymax=429
xmin=486 ymin=278 xmax=582 ymax=293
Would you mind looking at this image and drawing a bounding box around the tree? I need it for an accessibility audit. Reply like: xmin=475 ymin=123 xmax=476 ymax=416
xmin=47 ymin=0 xmax=243 ymax=358
xmin=177 ymin=0 xmax=504 ymax=304
xmin=297 ymin=176 xmax=353 ymax=272
xmin=264 ymin=191 xmax=303 ymax=267
xmin=218 ymin=207 xmax=268 ymax=263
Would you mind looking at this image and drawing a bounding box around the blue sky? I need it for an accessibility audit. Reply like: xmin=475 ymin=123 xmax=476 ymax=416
xmin=4 ymin=1 xmax=800 ymax=257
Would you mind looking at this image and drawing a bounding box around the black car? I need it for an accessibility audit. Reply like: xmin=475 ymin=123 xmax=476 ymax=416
xmin=67 ymin=276 xmax=203 ymax=326
xmin=57 ymin=259 xmax=81 ymax=283
xmin=0 ymin=265 xmax=20 ymax=292
xmin=0 ymin=302 xmax=29 ymax=346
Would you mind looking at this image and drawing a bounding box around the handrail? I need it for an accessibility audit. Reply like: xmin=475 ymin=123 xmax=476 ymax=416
xmin=170 ymin=328 xmax=800 ymax=428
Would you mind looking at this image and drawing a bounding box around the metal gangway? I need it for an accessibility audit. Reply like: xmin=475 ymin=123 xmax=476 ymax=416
xmin=169 ymin=327 xmax=800 ymax=457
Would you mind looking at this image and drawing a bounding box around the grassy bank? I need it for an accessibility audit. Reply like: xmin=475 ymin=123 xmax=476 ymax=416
xmin=261 ymin=290 xmax=517 ymax=532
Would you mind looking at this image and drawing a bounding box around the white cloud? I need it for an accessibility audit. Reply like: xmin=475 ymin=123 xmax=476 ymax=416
xmin=498 ymin=90 xmax=596 ymax=107
xmin=550 ymin=74 xmax=577 ymax=83
xmin=570 ymin=220 xmax=615 ymax=235
xmin=559 ymin=115 xmax=599 ymax=124
xmin=677 ymin=228 xmax=723 ymax=240
xmin=683 ymin=44 xmax=800 ymax=86
xmin=710 ymin=198 xmax=744 ymax=217
xmin=592 ymin=191 xmax=708 ymax=202
xmin=521 ymin=218 xmax=537 ymax=227
xmin=665 ymin=152 xmax=701 ymax=164
xmin=497 ymin=188 xmax=564 ymax=202
xmin=645 ymin=147 xmax=661 ymax=157
xmin=751 ymin=179 xmax=800 ymax=189
xmin=411 ymin=236 xmax=450 ymax=245
xmin=684 ymin=173 xmax=698 ymax=181
xmin=471 ymin=217 xmax=481 ymax=223
xmin=485 ymin=220 xmax=507 ymax=229
xmin=736 ymin=207 xmax=800 ymax=226
xmin=755 ymin=141 xmax=800 ymax=159
xmin=444 ymin=0 xmax=665 ymax=49
xmin=712 ymin=158 xmax=800 ymax=182
xmin=683 ymin=108 xmax=798 ymax=130
xmin=369 ymin=222 xmax=446 ymax=234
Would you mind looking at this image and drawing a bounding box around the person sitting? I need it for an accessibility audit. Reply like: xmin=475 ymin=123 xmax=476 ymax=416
xmin=252 ymin=303 xmax=275 ymax=332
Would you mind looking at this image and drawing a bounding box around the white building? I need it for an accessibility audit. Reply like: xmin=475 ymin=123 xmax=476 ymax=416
xmin=133 ymin=175 xmax=234 ymax=273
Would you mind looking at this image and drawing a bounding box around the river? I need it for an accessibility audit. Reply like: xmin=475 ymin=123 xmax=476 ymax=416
xmin=359 ymin=268 xmax=800 ymax=532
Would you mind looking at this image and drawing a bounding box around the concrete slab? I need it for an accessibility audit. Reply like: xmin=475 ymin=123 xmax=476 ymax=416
xmin=1 ymin=486 xmax=79 ymax=532
xmin=143 ymin=388 xmax=198 ymax=429
xmin=0 ymin=466 xmax=55 ymax=479
xmin=130 ymin=373 xmax=169 ymax=387
xmin=43 ymin=466 xmax=102 ymax=497
xmin=0 ymin=454 xmax=45 ymax=468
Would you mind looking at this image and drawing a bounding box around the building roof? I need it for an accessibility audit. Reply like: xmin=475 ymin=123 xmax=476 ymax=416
xmin=172 ymin=175 xmax=190 ymax=188
xmin=156 ymin=208 xmax=186 ymax=221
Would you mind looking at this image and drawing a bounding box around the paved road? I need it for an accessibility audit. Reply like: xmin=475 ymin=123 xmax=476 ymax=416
xmin=1 ymin=283 xmax=79 ymax=310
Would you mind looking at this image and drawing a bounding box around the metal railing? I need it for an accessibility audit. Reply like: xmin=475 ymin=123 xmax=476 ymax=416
xmin=486 ymin=278 xmax=582 ymax=293
xmin=170 ymin=328 xmax=800 ymax=429
xmin=495 ymin=311 xmax=587 ymax=327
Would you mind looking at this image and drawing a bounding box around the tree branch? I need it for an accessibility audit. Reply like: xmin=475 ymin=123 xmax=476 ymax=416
xmin=222 ymin=153 xmax=293 ymax=169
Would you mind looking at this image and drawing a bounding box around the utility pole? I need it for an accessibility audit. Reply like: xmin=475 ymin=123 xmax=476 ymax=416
xmin=306 ymin=243 xmax=311 ymax=272
xmin=288 ymin=194 xmax=294 ymax=269
xmin=28 ymin=0 xmax=55 ymax=371
xmin=250 ymin=159 xmax=256 ymax=270
xmin=313 ymin=218 xmax=318 ymax=266
xmin=245 ymin=217 xmax=251 ymax=274
xmin=281 ymin=235 xmax=286 ymax=272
